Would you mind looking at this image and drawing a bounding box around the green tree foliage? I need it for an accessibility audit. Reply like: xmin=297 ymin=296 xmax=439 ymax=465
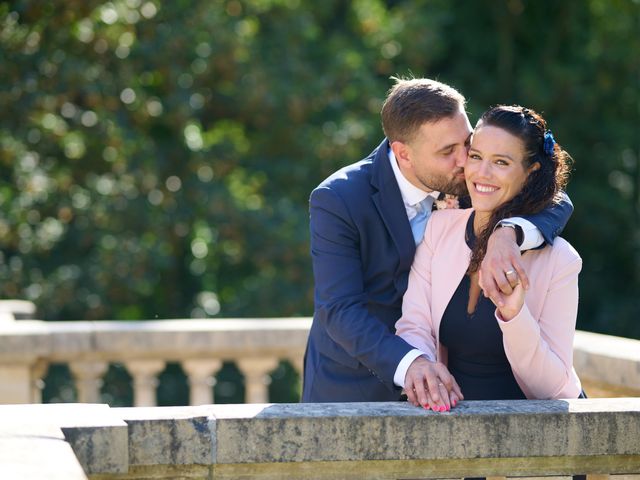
xmin=1 ymin=0 xmax=638 ymax=343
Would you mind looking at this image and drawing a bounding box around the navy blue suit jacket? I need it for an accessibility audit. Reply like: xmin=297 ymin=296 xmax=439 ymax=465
xmin=301 ymin=139 xmax=573 ymax=402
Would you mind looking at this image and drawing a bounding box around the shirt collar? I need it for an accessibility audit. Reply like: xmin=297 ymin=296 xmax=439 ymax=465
xmin=388 ymin=147 xmax=440 ymax=207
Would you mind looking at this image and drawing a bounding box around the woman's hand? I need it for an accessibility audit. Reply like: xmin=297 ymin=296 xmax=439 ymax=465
xmin=496 ymin=281 xmax=525 ymax=321
xmin=479 ymin=227 xmax=529 ymax=308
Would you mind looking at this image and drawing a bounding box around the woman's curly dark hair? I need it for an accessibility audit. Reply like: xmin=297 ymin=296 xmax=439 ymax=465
xmin=468 ymin=105 xmax=573 ymax=273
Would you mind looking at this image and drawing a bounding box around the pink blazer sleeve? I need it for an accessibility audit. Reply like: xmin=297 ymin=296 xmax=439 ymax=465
xmin=497 ymin=239 xmax=582 ymax=399
xmin=395 ymin=220 xmax=438 ymax=362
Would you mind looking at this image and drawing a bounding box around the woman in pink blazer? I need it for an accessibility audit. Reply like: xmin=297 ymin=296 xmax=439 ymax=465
xmin=396 ymin=105 xmax=582 ymax=410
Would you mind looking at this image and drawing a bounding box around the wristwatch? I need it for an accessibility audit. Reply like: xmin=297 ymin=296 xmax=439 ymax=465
xmin=495 ymin=221 xmax=524 ymax=246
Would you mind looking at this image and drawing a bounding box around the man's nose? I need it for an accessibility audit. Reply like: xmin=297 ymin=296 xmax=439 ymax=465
xmin=455 ymin=149 xmax=467 ymax=168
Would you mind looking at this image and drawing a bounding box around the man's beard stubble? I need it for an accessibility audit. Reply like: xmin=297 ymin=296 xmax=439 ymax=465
xmin=420 ymin=168 xmax=468 ymax=197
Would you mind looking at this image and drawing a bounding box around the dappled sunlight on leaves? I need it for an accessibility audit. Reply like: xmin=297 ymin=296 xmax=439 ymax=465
xmin=0 ymin=1 xmax=636 ymax=343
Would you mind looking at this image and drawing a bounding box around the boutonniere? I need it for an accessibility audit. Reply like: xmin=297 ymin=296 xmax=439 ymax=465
xmin=435 ymin=194 xmax=459 ymax=210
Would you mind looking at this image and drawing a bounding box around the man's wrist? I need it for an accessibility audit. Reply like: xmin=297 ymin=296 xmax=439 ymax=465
xmin=394 ymin=349 xmax=425 ymax=387
xmin=494 ymin=221 xmax=524 ymax=246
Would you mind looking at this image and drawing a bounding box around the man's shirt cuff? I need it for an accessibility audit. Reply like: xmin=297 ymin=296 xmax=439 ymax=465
xmin=394 ymin=349 xmax=426 ymax=387
xmin=503 ymin=217 xmax=544 ymax=251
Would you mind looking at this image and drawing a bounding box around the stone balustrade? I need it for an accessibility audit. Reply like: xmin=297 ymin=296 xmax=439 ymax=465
xmin=0 ymin=300 xmax=639 ymax=406
xmin=1 ymin=399 xmax=640 ymax=479
xmin=0 ymin=315 xmax=310 ymax=406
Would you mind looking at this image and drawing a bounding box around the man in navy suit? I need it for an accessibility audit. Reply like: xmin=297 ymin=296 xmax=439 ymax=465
xmin=301 ymin=78 xmax=572 ymax=405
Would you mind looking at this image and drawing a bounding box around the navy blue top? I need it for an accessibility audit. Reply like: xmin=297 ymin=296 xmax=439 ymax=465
xmin=438 ymin=213 xmax=526 ymax=400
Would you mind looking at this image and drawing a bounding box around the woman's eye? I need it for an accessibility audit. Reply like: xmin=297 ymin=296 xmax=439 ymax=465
xmin=468 ymin=153 xmax=481 ymax=160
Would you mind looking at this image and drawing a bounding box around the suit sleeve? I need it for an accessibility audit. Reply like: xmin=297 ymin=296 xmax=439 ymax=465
xmin=522 ymin=191 xmax=573 ymax=245
xmin=497 ymin=250 xmax=582 ymax=399
xmin=394 ymin=218 xmax=438 ymax=362
xmin=310 ymin=186 xmax=414 ymax=389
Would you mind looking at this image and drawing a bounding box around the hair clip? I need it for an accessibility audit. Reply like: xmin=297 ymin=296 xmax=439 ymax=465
xmin=543 ymin=131 xmax=556 ymax=156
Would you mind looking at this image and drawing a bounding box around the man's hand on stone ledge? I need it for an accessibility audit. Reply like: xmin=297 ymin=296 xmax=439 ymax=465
xmin=404 ymin=356 xmax=463 ymax=412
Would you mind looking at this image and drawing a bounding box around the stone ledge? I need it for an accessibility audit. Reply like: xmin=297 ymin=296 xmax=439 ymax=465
xmin=0 ymin=318 xmax=312 ymax=362
xmin=116 ymin=406 xmax=214 ymax=466
xmin=206 ymin=399 xmax=640 ymax=464
xmin=1 ymin=399 xmax=640 ymax=479
xmin=574 ymin=331 xmax=640 ymax=392
xmin=0 ymin=437 xmax=87 ymax=480
xmin=0 ymin=403 xmax=128 ymax=477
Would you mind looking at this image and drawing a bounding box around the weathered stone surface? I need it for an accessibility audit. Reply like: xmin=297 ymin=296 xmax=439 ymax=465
xmin=90 ymin=318 xmax=311 ymax=359
xmin=2 ymin=400 xmax=640 ymax=479
xmin=0 ymin=299 xmax=37 ymax=319
xmin=574 ymin=331 xmax=640 ymax=392
xmin=0 ymin=318 xmax=311 ymax=366
xmin=0 ymin=403 xmax=128 ymax=475
xmin=206 ymin=399 xmax=640 ymax=465
xmin=0 ymin=437 xmax=87 ymax=480
xmin=116 ymin=406 xmax=214 ymax=466
xmin=0 ymin=320 xmax=52 ymax=361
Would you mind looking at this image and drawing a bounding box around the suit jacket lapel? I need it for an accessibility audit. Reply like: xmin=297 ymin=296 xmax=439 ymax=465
xmin=370 ymin=139 xmax=415 ymax=266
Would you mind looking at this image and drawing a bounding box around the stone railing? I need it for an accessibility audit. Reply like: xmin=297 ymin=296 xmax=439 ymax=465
xmin=0 ymin=316 xmax=309 ymax=406
xmin=1 ymin=399 xmax=640 ymax=479
xmin=0 ymin=300 xmax=639 ymax=406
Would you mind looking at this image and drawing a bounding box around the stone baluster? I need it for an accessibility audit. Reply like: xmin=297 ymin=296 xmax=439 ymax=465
xmin=236 ymin=357 xmax=279 ymax=404
xmin=124 ymin=360 xmax=165 ymax=407
xmin=288 ymin=355 xmax=304 ymax=379
xmin=30 ymin=359 xmax=49 ymax=404
xmin=69 ymin=361 xmax=109 ymax=403
xmin=0 ymin=363 xmax=33 ymax=404
xmin=182 ymin=359 xmax=223 ymax=406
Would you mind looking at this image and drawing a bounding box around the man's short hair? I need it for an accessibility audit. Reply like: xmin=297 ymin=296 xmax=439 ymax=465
xmin=381 ymin=77 xmax=466 ymax=143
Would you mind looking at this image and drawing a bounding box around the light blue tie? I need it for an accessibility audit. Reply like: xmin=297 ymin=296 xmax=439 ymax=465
xmin=410 ymin=197 xmax=434 ymax=245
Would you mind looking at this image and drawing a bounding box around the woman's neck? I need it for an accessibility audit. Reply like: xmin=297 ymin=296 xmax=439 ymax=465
xmin=473 ymin=211 xmax=492 ymax=236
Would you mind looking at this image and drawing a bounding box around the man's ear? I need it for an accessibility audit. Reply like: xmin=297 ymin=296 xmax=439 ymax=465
xmin=390 ymin=140 xmax=411 ymax=169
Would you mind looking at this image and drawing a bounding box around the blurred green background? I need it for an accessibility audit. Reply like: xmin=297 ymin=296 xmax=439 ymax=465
xmin=1 ymin=0 xmax=638 ymax=405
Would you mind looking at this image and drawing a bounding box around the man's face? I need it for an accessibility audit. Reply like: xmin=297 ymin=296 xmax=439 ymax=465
xmin=394 ymin=108 xmax=473 ymax=196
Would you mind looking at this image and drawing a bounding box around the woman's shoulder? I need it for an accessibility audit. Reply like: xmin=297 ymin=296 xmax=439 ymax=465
xmin=547 ymin=237 xmax=581 ymax=262
xmin=528 ymin=236 xmax=582 ymax=276
xmin=425 ymin=208 xmax=472 ymax=247
xmin=430 ymin=207 xmax=472 ymax=230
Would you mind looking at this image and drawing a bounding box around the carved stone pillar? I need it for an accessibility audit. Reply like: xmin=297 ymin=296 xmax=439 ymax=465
xmin=288 ymin=355 xmax=304 ymax=379
xmin=0 ymin=363 xmax=33 ymax=404
xmin=124 ymin=360 xmax=165 ymax=407
xmin=182 ymin=359 xmax=223 ymax=406
xmin=69 ymin=361 xmax=109 ymax=403
xmin=30 ymin=359 xmax=49 ymax=404
xmin=236 ymin=357 xmax=279 ymax=404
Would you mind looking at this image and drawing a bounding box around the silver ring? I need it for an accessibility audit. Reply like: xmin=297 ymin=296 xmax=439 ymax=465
xmin=505 ymin=269 xmax=515 ymax=276
xmin=438 ymin=383 xmax=444 ymax=386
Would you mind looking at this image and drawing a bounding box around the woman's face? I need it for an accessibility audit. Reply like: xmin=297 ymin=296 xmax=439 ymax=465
xmin=465 ymin=125 xmax=538 ymax=215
